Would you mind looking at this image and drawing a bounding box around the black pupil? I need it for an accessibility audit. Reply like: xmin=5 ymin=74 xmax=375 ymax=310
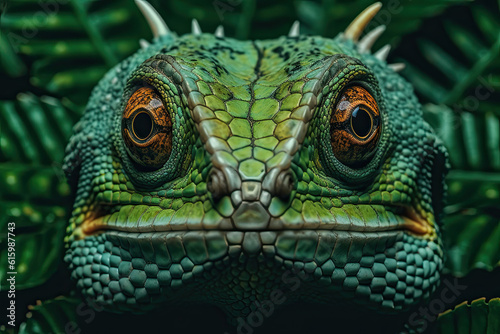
xmin=133 ymin=112 xmax=153 ymax=140
xmin=351 ymin=106 xmax=372 ymax=138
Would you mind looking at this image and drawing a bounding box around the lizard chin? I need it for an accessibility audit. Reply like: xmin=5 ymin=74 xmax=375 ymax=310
xmin=65 ymin=216 xmax=443 ymax=317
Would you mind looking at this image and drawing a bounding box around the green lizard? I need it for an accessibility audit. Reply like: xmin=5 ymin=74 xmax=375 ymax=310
xmin=62 ymin=0 xmax=449 ymax=325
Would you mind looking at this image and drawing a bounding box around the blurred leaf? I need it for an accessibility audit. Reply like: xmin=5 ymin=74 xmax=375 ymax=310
xmin=18 ymin=297 xmax=81 ymax=334
xmin=436 ymin=298 xmax=500 ymax=333
xmin=0 ymin=205 xmax=66 ymax=290
xmin=0 ymin=31 xmax=27 ymax=77
xmin=424 ymin=104 xmax=500 ymax=174
xmin=0 ymin=0 xmax=149 ymax=105
xmin=395 ymin=0 xmax=500 ymax=111
xmin=443 ymin=209 xmax=500 ymax=276
xmin=0 ymin=93 xmax=81 ymax=164
xmin=0 ymin=94 xmax=79 ymax=290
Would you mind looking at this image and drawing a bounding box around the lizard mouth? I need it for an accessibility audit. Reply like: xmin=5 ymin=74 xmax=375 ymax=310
xmin=74 ymin=204 xmax=433 ymax=239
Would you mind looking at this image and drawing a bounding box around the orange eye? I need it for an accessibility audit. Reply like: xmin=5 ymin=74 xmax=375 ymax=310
xmin=330 ymin=86 xmax=380 ymax=167
xmin=122 ymin=87 xmax=172 ymax=169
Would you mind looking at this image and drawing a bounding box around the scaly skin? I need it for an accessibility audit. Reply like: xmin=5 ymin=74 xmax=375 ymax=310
xmin=63 ymin=28 xmax=448 ymax=321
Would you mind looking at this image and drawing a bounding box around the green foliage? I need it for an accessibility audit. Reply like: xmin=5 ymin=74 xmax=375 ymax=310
xmin=0 ymin=94 xmax=77 ymax=289
xmin=1 ymin=0 xmax=149 ymax=105
xmin=397 ymin=3 xmax=500 ymax=108
xmin=18 ymin=297 xmax=81 ymax=334
xmin=437 ymin=298 xmax=500 ymax=333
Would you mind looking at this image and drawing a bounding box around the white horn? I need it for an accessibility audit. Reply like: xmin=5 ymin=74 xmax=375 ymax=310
xmin=288 ymin=21 xmax=300 ymax=37
xmin=344 ymin=2 xmax=382 ymax=42
xmin=215 ymin=25 xmax=225 ymax=38
xmin=192 ymin=19 xmax=202 ymax=35
xmin=135 ymin=0 xmax=170 ymax=38
xmin=357 ymin=25 xmax=386 ymax=54
xmin=389 ymin=63 xmax=406 ymax=72
xmin=374 ymin=44 xmax=391 ymax=61
xmin=139 ymin=38 xmax=150 ymax=49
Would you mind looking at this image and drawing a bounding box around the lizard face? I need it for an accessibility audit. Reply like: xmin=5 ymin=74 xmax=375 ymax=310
xmin=63 ymin=3 xmax=448 ymax=319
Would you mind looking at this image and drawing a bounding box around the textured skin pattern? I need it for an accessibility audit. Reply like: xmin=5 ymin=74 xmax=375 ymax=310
xmin=63 ymin=32 xmax=448 ymax=319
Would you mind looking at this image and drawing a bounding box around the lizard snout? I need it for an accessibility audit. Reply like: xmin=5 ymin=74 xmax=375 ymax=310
xmin=207 ymin=166 xmax=295 ymax=204
xmin=207 ymin=165 xmax=296 ymax=230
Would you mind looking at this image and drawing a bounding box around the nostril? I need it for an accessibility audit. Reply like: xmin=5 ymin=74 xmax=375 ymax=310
xmin=207 ymin=168 xmax=228 ymax=200
xmin=274 ymin=170 xmax=294 ymax=199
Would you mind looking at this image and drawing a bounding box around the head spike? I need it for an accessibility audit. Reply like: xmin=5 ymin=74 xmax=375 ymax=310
xmin=135 ymin=0 xmax=170 ymax=38
xmin=374 ymin=44 xmax=391 ymax=61
xmin=215 ymin=25 xmax=225 ymax=38
xmin=344 ymin=2 xmax=382 ymax=42
xmin=192 ymin=19 xmax=202 ymax=35
xmin=288 ymin=21 xmax=300 ymax=38
xmin=357 ymin=25 xmax=386 ymax=54
xmin=389 ymin=63 xmax=405 ymax=72
xmin=139 ymin=38 xmax=150 ymax=49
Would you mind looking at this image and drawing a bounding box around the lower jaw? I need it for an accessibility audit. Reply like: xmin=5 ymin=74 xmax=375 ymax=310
xmin=66 ymin=229 xmax=443 ymax=317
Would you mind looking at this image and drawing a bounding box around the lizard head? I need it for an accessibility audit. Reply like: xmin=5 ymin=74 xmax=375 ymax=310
xmin=63 ymin=2 xmax=448 ymax=319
